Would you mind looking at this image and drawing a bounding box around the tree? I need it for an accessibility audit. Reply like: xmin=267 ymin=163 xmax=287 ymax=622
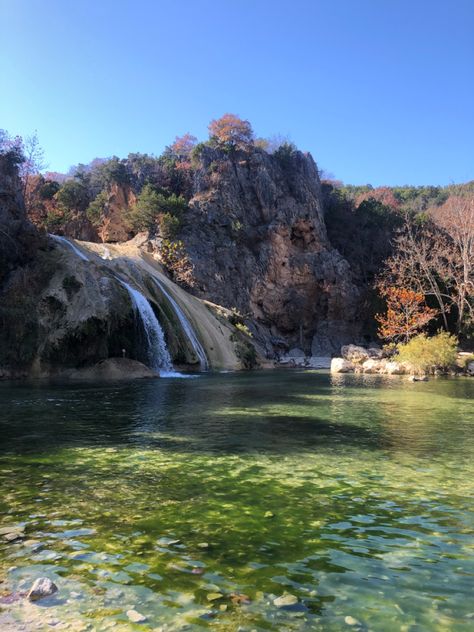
xmin=376 ymin=285 xmax=438 ymax=343
xmin=431 ymin=195 xmax=474 ymax=333
xmin=54 ymin=179 xmax=90 ymax=215
xmin=169 ymin=133 xmax=197 ymax=157
xmin=19 ymin=132 xmax=46 ymax=210
xmin=208 ymin=114 xmax=254 ymax=148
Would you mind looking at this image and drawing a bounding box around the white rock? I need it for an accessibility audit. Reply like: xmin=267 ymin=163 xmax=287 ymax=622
xmin=331 ymin=358 xmax=355 ymax=373
xmin=27 ymin=577 xmax=58 ymax=601
xmin=467 ymin=360 xmax=474 ymax=375
xmin=273 ymin=593 xmax=298 ymax=607
xmin=126 ymin=610 xmax=147 ymax=623
xmin=345 ymin=615 xmax=361 ymax=626
xmin=362 ymin=359 xmax=383 ymax=373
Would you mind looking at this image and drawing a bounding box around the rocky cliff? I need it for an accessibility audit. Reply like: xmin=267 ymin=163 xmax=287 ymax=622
xmin=0 ymin=154 xmax=42 ymax=284
xmin=0 ymin=156 xmax=246 ymax=377
xmin=176 ymin=145 xmax=360 ymax=356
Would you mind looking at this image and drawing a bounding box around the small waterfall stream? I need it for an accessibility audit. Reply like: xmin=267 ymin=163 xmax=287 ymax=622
xmin=49 ymin=233 xmax=204 ymax=375
xmin=49 ymin=234 xmax=90 ymax=261
xmin=115 ymin=278 xmax=174 ymax=374
xmin=152 ymin=278 xmax=209 ymax=371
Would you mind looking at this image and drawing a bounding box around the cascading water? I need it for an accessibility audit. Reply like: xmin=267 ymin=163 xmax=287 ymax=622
xmin=116 ymin=278 xmax=174 ymax=374
xmin=49 ymin=234 xmax=90 ymax=261
xmin=49 ymin=233 xmax=191 ymax=376
xmin=152 ymin=278 xmax=209 ymax=371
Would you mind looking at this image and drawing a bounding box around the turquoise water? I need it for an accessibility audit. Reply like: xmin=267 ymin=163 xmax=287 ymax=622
xmin=0 ymin=371 xmax=473 ymax=630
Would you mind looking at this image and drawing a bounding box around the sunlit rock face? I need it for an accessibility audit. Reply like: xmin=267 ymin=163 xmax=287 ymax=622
xmin=180 ymin=145 xmax=360 ymax=356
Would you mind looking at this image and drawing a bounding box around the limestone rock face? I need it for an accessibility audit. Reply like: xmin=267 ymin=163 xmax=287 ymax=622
xmin=61 ymin=184 xmax=135 ymax=243
xmin=180 ymin=146 xmax=360 ymax=355
xmin=98 ymin=184 xmax=136 ymax=243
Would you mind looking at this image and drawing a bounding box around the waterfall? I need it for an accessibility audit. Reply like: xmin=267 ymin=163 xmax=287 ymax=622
xmin=152 ymin=278 xmax=209 ymax=371
xmin=49 ymin=234 xmax=90 ymax=262
xmin=116 ymin=278 xmax=174 ymax=374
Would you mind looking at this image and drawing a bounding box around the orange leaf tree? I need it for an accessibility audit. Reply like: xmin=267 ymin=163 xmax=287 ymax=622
xmin=208 ymin=113 xmax=254 ymax=148
xmin=376 ymin=286 xmax=438 ymax=343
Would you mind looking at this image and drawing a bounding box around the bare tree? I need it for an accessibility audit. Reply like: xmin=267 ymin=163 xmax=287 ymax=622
xmin=431 ymin=195 xmax=474 ymax=332
xmin=19 ymin=131 xmax=46 ymax=212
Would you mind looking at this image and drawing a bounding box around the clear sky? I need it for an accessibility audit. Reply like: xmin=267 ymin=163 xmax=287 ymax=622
xmin=1 ymin=0 xmax=472 ymax=185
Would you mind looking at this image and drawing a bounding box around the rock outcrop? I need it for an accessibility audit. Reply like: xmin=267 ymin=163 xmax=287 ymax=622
xmin=0 ymin=153 xmax=42 ymax=284
xmin=177 ymin=145 xmax=360 ymax=356
xmin=65 ymin=357 xmax=159 ymax=380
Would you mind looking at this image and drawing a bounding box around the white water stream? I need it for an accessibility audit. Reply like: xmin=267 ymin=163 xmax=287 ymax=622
xmin=152 ymin=278 xmax=208 ymax=370
xmin=49 ymin=234 xmax=90 ymax=261
xmin=49 ymin=233 xmax=203 ymax=376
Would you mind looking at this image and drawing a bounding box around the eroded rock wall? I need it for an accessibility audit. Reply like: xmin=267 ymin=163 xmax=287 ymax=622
xmin=179 ymin=146 xmax=360 ymax=355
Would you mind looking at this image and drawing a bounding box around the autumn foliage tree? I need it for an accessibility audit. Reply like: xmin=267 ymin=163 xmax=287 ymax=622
xmin=376 ymin=285 xmax=438 ymax=343
xmin=169 ymin=133 xmax=197 ymax=158
xmin=208 ymin=113 xmax=254 ymax=148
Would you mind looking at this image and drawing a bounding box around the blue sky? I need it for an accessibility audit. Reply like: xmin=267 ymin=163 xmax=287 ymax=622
xmin=1 ymin=0 xmax=472 ymax=185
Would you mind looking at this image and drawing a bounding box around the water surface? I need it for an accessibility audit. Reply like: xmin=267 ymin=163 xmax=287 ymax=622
xmin=0 ymin=371 xmax=473 ymax=630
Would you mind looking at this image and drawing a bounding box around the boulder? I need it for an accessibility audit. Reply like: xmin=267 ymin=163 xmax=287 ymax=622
xmin=384 ymin=361 xmax=401 ymax=375
xmin=362 ymin=359 xmax=384 ymax=374
xmin=287 ymin=347 xmax=305 ymax=358
xmin=367 ymin=347 xmax=383 ymax=359
xmin=341 ymin=345 xmax=370 ymax=364
xmin=66 ymin=358 xmax=159 ymax=381
xmin=27 ymin=577 xmax=58 ymax=601
xmin=330 ymin=358 xmax=355 ymax=373
xmin=467 ymin=361 xmax=474 ymax=376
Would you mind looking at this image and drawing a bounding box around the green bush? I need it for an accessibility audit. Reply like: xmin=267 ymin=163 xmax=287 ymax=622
xmin=396 ymin=332 xmax=458 ymax=375
xmin=160 ymin=212 xmax=181 ymax=239
xmin=127 ymin=186 xmax=187 ymax=233
xmin=234 ymin=341 xmax=257 ymax=369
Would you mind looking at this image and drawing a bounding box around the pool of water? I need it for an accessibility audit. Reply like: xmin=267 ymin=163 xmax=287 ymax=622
xmin=0 ymin=371 xmax=473 ymax=630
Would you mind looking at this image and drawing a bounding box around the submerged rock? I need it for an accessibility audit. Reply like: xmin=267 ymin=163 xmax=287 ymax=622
xmin=27 ymin=577 xmax=58 ymax=601
xmin=408 ymin=375 xmax=428 ymax=382
xmin=274 ymin=593 xmax=298 ymax=608
xmin=126 ymin=609 xmax=147 ymax=623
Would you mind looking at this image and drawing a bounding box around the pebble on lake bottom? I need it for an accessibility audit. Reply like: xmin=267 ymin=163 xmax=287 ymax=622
xmin=345 ymin=615 xmax=361 ymax=626
xmin=273 ymin=594 xmax=298 ymax=607
xmin=27 ymin=577 xmax=58 ymax=602
xmin=126 ymin=609 xmax=147 ymax=623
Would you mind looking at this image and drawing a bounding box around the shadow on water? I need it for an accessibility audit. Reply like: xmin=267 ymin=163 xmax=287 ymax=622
xmin=0 ymin=370 xmax=472 ymax=458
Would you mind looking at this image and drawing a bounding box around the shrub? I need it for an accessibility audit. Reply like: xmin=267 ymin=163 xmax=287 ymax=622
xmin=160 ymin=212 xmax=181 ymax=239
xmin=273 ymin=142 xmax=297 ymax=169
xmin=396 ymin=332 xmax=458 ymax=374
xmin=234 ymin=341 xmax=257 ymax=369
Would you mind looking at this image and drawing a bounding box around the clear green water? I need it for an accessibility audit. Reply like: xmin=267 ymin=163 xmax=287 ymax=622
xmin=0 ymin=371 xmax=473 ymax=631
